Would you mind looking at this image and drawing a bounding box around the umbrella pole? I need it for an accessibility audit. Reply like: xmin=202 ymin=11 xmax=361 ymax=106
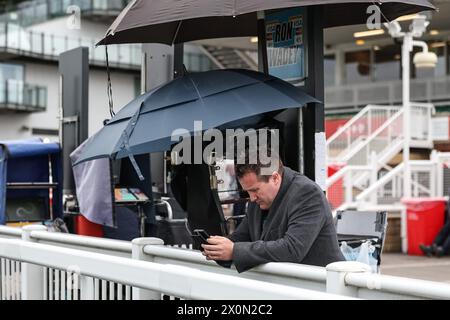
xmin=257 ymin=11 xmax=269 ymax=74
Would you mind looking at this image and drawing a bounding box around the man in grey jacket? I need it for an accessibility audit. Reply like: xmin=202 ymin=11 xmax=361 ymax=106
xmin=202 ymin=148 xmax=344 ymax=273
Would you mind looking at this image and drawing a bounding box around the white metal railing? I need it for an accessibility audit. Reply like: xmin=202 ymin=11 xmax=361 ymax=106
xmin=0 ymin=258 xmax=21 ymax=300
xmin=326 ymin=165 xmax=371 ymax=210
xmin=0 ymin=22 xmax=141 ymax=69
xmin=0 ymin=236 xmax=350 ymax=300
xmin=327 ymin=105 xmax=400 ymax=161
xmin=343 ymin=109 xmax=403 ymax=166
xmin=2 ymin=226 xmax=450 ymax=299
xmin=326 ymin=103 xmax=434 ymax=210
xmin=325 ymin=75 xmax=450 ymax=111
xmin=355 ymin=153 xmax=450 ymax=208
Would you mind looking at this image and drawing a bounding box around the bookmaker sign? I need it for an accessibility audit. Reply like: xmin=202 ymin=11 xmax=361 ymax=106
xmin=266 ymin=8 xmax=305 ymax=82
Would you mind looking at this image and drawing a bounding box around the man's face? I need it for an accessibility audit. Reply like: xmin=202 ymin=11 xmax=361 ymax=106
xmin=238 ymin=171 xmax=282 ymax=210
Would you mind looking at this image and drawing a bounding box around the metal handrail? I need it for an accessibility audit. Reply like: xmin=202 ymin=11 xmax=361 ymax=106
xmin=0 ymin=238 xmax=349 ymax=300
xmin=30 ymin=230 xmax=132 ymax=253
xmin=345 ymin=272 xmax=450 ymax=300
xmin=356 ymin=163 xmax=405 ymax=202
xmin=327 ymin=104 xmax=400 ymax=146
xmin=341 ymin=109 xmax=403 ymax=163
xmin=326 ymin=165 xmax=371 ymax=189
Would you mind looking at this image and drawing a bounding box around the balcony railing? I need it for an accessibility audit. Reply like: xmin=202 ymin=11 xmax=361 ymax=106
xmin=325 ymin=76 xmax=450 ymax=114
xmin=0 ymin=22 xmax=141 ymax=69
xmin=0 ymin=79 xmax=47 ymax=112
xmin=0 ymin=0 xmax=129 ymax=27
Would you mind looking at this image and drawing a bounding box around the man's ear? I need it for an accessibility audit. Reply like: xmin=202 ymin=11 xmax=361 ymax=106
xmin=272 ymin=172 xmax=281 ymax=184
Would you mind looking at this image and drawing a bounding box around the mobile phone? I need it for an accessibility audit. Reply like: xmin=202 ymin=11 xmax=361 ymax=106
xmin=193 ymin=229 xmax=210 ymax=242
xmin=193 ymin=229 xmax=210 ymax=251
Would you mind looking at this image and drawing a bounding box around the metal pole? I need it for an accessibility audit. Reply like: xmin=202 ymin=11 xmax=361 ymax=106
xmin=402 ymin=34 xmax=412 ymax=198
xmin=257 ymin=11 xmax=268 ymax=74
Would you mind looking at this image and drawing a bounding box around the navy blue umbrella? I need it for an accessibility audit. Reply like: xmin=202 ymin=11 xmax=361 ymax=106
xmin=73 ymin=69 xmax=318 ymax=169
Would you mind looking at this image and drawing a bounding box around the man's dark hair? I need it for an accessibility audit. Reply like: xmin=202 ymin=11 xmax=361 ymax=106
xmin=235 ymin=145 xmax=283 ymax=182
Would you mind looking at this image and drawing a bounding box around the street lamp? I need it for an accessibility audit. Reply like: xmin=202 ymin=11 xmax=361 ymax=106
xmin=384 ymin=15 xmax=437 ymax=198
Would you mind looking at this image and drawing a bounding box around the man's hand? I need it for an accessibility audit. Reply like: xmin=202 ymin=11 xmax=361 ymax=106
xmin=201 ymin=236 xmax=234 ymax=261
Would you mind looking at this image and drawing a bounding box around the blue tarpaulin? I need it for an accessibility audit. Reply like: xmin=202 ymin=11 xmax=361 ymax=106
xmin=0 ymin=138 xmax=63 ymax=224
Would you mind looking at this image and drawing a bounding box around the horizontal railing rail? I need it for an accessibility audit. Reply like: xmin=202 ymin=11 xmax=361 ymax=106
xmin=0 ymin=0 xmax=129 ymax=28
xmin=143 ymin=245 xmax=327 ymax=292
xmin=345 ymin=272 xmax=450 ymax=300
xmin=0 ymin=80 xmax=47 ymax=112
xmin=0 ymin=226 xmax=22 ymax=238
xmin=325 ymin=76 xmax=450 ymax=111
xmin=0 ymin=237 xmax=350 ymax=300
xmin=3 ymin=225 xmax=450 ymax=299
xmin=0 ymin=22 xmax=141 ymax=69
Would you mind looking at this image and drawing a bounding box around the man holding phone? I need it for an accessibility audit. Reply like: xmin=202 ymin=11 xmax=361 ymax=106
xmin=201 ymin=145 xmax=344 ymax=273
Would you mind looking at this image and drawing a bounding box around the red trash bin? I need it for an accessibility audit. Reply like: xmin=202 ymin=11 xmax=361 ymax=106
xmin=401 ymin=197 xmax=447 ymax=255
xmin=75 ymin=214 xmax=104 ymax=237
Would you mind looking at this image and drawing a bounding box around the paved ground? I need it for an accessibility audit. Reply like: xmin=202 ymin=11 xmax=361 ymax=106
xmin=380 ymin=253 xmax=450 ymax=283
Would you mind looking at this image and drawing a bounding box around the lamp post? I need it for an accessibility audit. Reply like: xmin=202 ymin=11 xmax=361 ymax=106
xmin=385 ymin=16 xmax=437 ymax=198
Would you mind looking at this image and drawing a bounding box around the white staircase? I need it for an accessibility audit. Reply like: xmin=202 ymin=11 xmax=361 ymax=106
xmin=326 ymin=103 xmax=439 ymax=212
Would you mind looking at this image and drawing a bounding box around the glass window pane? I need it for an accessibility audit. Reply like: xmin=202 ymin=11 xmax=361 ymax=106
xmin=0 ymin=63 xmax=24 ymax=82
xmin=345 ymin=50 xmax=371 ymax=84
xmin=324 ymin=54 xmax=335 ymax=86
xmin=374 ymin=44 xmax=401 ymax=81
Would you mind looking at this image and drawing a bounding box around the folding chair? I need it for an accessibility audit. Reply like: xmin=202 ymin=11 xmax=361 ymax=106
xmin=335 ymin=210 xmax=388 ymax=272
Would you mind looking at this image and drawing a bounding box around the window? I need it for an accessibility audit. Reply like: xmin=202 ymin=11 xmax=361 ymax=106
xmin=374 ymin=44 xmax=401 ymax=81
xmin=185 ymin=52 xmax=214 ymax=72
xmin=0 ymin=63 xmax=24 ymax=104
xmin=0 ymin=63 xmax=24 ymax=82
xmin=345 ymin=50 xmax=371 ymax=84
xmin=324 ymin=54 xmax=335 ymax=86
xmin=134 ymin=76 xmax=141 ymax=97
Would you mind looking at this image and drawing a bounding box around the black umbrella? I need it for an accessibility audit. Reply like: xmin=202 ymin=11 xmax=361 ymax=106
xmin=97 ymin=0 xmax=434 ymax=45
xmin=73 ymin=69 xmax=318 ymax=169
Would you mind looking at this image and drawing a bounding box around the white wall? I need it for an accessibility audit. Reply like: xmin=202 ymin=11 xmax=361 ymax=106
xmin=88 ymin=68 xmax=137 ymax=135
xmin=0 ymin=61 xmax=138 ymax=142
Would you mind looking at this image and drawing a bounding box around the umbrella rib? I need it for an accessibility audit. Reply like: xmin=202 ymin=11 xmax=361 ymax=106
xmin=116 ymin=102 xmax=146 ymax=180
xmin=171 ymin=20 xmax=183 ymax=45
xmin=186 ymin=74 xmax=205 ymax=108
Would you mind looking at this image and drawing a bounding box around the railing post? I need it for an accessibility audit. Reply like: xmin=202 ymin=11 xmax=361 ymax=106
xmin=326 ymin=261 xmax=371 ymax=297
xmin=131 ymin=237 xmax=164 ymax=300
xmin=80 ymin=275 xmax=94 ymax=300
xmin=21 ymin=225 xmax=48 ymax=300
xmin=344 ymin=169 xmax=352 ymax=204
xmin=430 ymin=150 xmax=438 ymax=197
xmin=41 ymin=32 xmax=44 ymax=55
xmin=428 ymin=105 xmax=433 ymax=146
xmin=401 ymin=205 xmax=408 ymax=253
xmin=370 ymin=151 xmax=378 ymax=205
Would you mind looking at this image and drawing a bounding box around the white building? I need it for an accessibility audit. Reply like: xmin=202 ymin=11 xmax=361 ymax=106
xmin=0 ymin=0 xmax=231 ymax=141
xmin=1 ymin=0 xmax=450 ymax=147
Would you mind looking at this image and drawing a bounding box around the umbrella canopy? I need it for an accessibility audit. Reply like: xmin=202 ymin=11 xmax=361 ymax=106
xmin=73 ymin=69 xmax=318 ymax=166
xmin=98 ymin=0 xmax=434 ymax=45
